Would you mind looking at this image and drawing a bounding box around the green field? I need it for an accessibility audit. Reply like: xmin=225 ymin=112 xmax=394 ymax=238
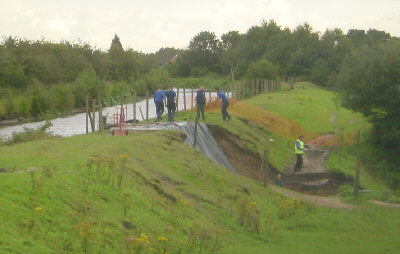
xmin=1 ymin=132 xmax=400 ymax=254
xmin=243 ymin=82 xmax=371 ymax=135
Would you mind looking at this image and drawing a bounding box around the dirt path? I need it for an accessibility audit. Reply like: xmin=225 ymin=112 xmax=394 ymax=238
xmin=369 ymin=200 xmax=400 ymax=209
xmin=284 ymin=135 xmax=332 ymax=174
xmin=208 ymin=126 xmax=356 ymax=208
xmin=271 ymin=185 xmax=356 ymax=209
xmin=301 ymin=144 xmax=330 ymax=173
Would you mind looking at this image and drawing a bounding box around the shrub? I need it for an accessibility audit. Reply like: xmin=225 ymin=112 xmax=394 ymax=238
xmin=6 ymin=121 xmax=53 ymax=145
xmin=246 ymin=59 xmax=279 ymax=80
xmin=190 ymin=66 xmax=208 ymax=77
xmin=17 ymin=97 xmax=30 ymax=117
xmin=234 ymin=199 xmax=260 ymax=233
xmin=278 ymin=198 xmax=304 ymax=219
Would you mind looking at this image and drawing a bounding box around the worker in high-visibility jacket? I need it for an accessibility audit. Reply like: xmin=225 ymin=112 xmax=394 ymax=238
xmin=294 ymin=135 xmax=306 ymax=172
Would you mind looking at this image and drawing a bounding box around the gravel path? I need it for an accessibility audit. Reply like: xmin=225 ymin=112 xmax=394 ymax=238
xmin=271 ymin=185 xmax=357 ymax=209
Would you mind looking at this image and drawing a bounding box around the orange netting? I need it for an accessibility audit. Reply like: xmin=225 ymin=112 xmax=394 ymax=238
xmin=206 ymin=99 xmax=360 ymax=146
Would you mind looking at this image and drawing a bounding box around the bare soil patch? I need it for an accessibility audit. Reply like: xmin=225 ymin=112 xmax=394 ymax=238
xmin=209 ymin=125 xmax=352 ymax=197
xmin=208 ymin=124 xmax=263 ymax=180
xmin=271 ymin=185 xmax=356 ymax=209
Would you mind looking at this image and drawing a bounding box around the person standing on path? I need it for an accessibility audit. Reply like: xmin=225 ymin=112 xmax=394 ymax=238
xmin=216 ymin=88 xmax=231 ymax=121
xmin=196 ymin=86 xmax=206 ymax=121
xmin=294 ymin=135 xmax=306 ymax=172
xmin=154 ymin=87 xmax=165 ymax=121
xmin=164 ymin=86 xmax=176 ymax=122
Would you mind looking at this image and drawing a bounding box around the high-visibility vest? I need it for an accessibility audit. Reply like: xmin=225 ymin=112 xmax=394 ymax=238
xmin=295 ymin=139 xmax=304 ymax=154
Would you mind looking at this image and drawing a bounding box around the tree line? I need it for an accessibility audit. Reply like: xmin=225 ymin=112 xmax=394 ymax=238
xmin=0 ymin=34 xmax=174 ymax=119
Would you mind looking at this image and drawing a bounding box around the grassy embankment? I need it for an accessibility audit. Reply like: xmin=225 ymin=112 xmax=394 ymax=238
xmin=1 ymin=131 xmax=400 ymax=254
xmin=234 ymin=82 xmax=397 ymax=200
xmin=175 ymin=82 xmax=397 ymax=201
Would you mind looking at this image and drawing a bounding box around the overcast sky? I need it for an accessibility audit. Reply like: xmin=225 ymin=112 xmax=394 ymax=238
xmin=1 ymin=0 xmax=400 ymax=53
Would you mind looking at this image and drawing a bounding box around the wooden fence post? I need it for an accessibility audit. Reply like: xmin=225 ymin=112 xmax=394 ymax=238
xmin=183 ymin=87 xmax=186 ymax=111
xmin=146 ymin=91 xmax=149 ymax=121
xmin=270 ymin=80 xmax=272 ymax=92
xmin=191 ymin=88 xmax=194 ymax=109
xmin=176 ymin=88 xmax=179 ymax=116
xmin=353 ymin=158 xmax=361 ymax=197
xmin=355 ymin=129 xmax=360 ymax=145
xmin=264 ymin=79 xmax=267 ymax=93
xmin=91 ymin=99 xmax=96 ymax=132
xmin=257 ymin=79 xmax=260 ymax=95
xmin=139 ymin=107 xmax=145 ymax=121
xmin=352 ymin=129 xmax=361 ymax=198
xmin=133 ymin=92 xmax=137 ymax=122
xmin=339 ymin=133 xmax=344 ymax=165
xmin=98 ymin=95 xmax=103 ymax=131
xmin=86 ymin=94 xmax=89 ymax=134
xmin=260 ymin=147 xmax=269 ymax=187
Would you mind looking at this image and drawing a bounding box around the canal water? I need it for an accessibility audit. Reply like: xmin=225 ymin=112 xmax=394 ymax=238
xmin=0 ymin=90 xmax=229 ymax=139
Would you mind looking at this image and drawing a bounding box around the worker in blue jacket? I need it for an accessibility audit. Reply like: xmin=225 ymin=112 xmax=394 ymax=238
xmin=154 ymin=87 xmax=165 ymax=121
xmin=216 ymin=88 xmax=231 ymax=121
xmin=196 ymin=86 xmax=206 ymax=121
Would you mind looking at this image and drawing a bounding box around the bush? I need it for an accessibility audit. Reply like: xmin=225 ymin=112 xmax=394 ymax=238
xmin=278 ymin=198 xmax=304 ymax=219
xmin=246 ymin=59 xmax=279 ymax=80
xmin=190 ymin=66 xmax=208 ymax=77
xmin=54 ymin=84 xmax=75 ymax=112
xmin=6 ymin=121 xmax=53 ymax=145
xmin=144 ymin=68 xmax=171 ymax=92
xmin=72 ymin=69 xmax=103 ymax=107
xmin=17 ymin=97 xmax=30 ymax=117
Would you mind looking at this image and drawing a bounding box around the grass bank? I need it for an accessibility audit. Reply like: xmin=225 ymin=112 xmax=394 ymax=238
xmin=0 ymin=132 xmax=400 ymax=253
xmin=173 ymin=82 xmax=397 ymax=199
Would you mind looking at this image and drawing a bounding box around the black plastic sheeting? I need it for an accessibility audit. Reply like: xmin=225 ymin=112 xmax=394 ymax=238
xmin=125 ymin=122 xmax=236 ymax=173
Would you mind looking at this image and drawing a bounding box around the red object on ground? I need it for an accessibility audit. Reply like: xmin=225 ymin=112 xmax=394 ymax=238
xmin=113 ymin=105 xmax=127 ymax=136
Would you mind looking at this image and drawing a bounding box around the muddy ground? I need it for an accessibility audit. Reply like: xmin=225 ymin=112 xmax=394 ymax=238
xmin=208 ymin=124 xmax=352 ymax=196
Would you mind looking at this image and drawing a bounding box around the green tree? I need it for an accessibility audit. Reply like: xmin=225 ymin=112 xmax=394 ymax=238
xmin=30 ymin=95 xmax=42 ymax=117
xmin=187 ymin=31 xmax=222 ymax=74
xmin=335 ymin=39 xmax=400 ymax=150
xmin=0 ymin=46 xmax=26 ymax=88
xmin=246 ymin=59 xmax=279 ymax=79
xmin=220 ymin=31 xmax=242 ymax=81
xmin=54 ymin=84 xmax=75 ymax=111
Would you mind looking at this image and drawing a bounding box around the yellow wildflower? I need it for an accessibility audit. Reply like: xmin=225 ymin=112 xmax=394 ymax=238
xmin=34 ymin=206 xmax=44 ymax=213
xmin=119 ymin=153 xmax=130 ymax=161
xmin=140 ymin=233 xmax=149 ymax=240
xmin=249 ymin=201 xmax=257 ymax=207
xmin=157 ymin=236 xmax=168 ymax=242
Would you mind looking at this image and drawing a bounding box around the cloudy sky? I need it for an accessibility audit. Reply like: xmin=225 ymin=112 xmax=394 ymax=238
xmin=1 ymin=0 xmax=400 ymax=53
